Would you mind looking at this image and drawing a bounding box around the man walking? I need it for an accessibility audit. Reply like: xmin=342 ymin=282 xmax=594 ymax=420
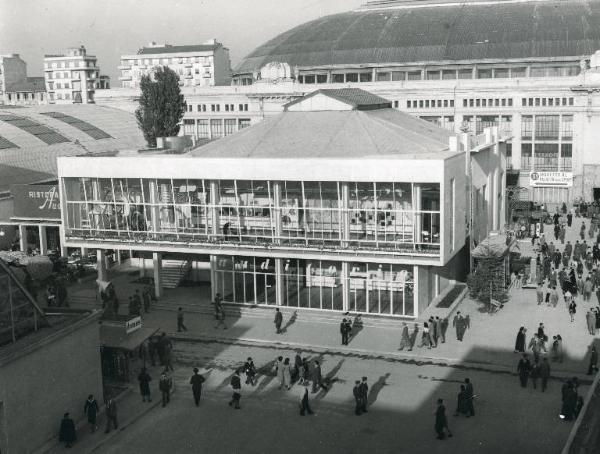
xmin=312 ymin=360 xmax=327 ymax=393
xmin=464 ymin=378 xmax=475 ymax=416
xmin=539 ymin=357 xmax=551 ymax=392
xmin=517 ymin=354 xmax=531 ymax=388
xmin=189 ymin=367 xmax=206 ymax=406
xmin=159 ymin=371 xmax=172 ymax=408
xmin=453 ymin=312 xmax=467 ymax=341
xmin=429 ymin=317 xmax=438 ymax=347
xmin=228 ymin=369 xmax=242 ymax=409
xmin=353 ymin=380 xmax=362 ymax=415
xmin=138 ymin=367 xmax=152 ymax=402
xmin=59 ymin=413 xmax=76 ymax=448
xmin=399 ymin=322 xmax=412 ymax=351
xmin=340 ymin=317 xmax=349 ymax=345
xmin=359 ymin=376 xmax=369 ymax=414
xmin=274 ymin=308 xmax=283 ymax=334
xmin=300 ymin=382 xmax=314 ymax=416
xmin=587 ymin=309 xmax=596 ymax=335
xmin=104 ymin=398 xmax=118 ymax=434
xmin=177 ymin=307 xmax=188 ymax=332
xmin=436 ymin=317 xmax=445 ymax=343
xmin=434 ymin=399 xmax=452 ymax=440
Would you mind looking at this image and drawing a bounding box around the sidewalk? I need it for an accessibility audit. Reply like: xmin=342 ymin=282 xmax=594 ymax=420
xmin=39 ymin=364 xmax=169 ymax=454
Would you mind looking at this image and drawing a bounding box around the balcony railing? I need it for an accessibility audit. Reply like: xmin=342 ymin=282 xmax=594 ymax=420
xmin=520 ymin=157 xmax=572 ymax=171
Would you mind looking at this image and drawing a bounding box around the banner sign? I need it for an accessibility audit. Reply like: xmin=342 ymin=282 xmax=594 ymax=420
xmin=529 ymin=171 xmax=573 ymax=188
xmin=125 ymin=316 xmax=142 ymax=334
xmin=11 ymin=184 xmax=61 ymax=219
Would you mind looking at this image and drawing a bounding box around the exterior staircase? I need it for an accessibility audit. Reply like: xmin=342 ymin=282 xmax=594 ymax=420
xmin=161 ymin=259 xmax=192 ymax=289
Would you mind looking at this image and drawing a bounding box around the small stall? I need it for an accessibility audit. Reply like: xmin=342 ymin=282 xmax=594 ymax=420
xmin=99 ymin=315 xmax=157 ymax=383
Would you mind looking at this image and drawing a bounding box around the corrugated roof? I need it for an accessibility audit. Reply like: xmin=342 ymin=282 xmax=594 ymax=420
xmin=137 ymin=44 xmax=220 ymax=55
xmin=235 ymin=0 xmax=600 ymax=74
xmin=285 ymin=88 xmax=392 ymax=110
xmin=6 ymin=77 xmax=46 ymax=93
xmin=190 ymin=108 xmax=453 ymax=159
xmin=0 ymin=105 xmax=145 ymax=191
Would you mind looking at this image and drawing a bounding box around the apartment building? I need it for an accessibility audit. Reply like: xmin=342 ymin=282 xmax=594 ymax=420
xmin=44 ymin=46 xmax=100 ymax=104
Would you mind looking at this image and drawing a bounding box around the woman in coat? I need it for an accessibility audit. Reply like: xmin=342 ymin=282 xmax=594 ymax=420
xmin=59 ymin=412 xmax=76 ymax=448
xmin=514 ymin=327 xmax=526 ymax=353
xmin=275 ymin=356 xmax=284 ymax=389
xmin=454 ymin=385 xmax=470 ymax=417
xmin=282 ymin=358 xmax=292 ymax=390
xmin=420 ymin=322 xmax=431 ymax=349
xmin=84 ymin=394 xmax=99 ymax=432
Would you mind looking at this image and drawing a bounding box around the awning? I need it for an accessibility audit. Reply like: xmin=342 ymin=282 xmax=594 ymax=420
xmin=472 ymin=233 xmax=514 ymax=258
xmin=100 ymin=326 xmax=158 ymax=351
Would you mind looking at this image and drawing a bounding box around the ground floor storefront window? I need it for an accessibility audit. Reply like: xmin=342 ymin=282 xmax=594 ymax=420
xmin=281 ymin=259 xmax=343 ymax=311
xmin=215 ymin=256 xmax=276 ymax=305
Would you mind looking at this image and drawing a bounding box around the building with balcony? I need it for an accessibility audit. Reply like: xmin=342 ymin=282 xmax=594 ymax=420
xmin=118 ymin=39 xmax=231 ymax=89
xmin=44 ymin=46 xmax=101 ymax=104
xmin=59 ymin=89 xmax=505 ymax=317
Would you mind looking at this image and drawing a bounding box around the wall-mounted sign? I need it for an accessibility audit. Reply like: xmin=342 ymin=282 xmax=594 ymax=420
xmin=125 ymin=316 xmax=142 ymax=334
xmin=11 ymin=184 xmax=61 ymax=219
xmin=529 ymin=171 xmax=573 ymax=188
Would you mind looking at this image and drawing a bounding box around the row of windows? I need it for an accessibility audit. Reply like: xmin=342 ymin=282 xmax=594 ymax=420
xmin=49 ymin=82 xmax=71 ymax=89
xmin=47 ymin=71 xmax=98 ymax=80
xmin=407 ymin=99 xmax=455 ymax=109
xmin=293 ymin=64 xmax=582 ymax=85
xmin=187 ymin=103 xmax=249 ymax=113
xmin=6 ymin=92 xmax=45 ymax=102
xmin=121 ymin=56 xmax=212 ymax=66
xmin=463 ymin=98 xmax=514 ymax=108
xmin=521 ymin=97 xmax=574 ymax=107
xmin=46 ymin=60 xmax=96 ymax=69
xmin=521 ymin=115 xmax=573 ymax=140
xmin=182 ymin=118 xmax=251 ymax=138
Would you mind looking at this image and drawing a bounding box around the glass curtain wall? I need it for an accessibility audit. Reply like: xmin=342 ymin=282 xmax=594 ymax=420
xmin=281 ymin=259 xmax=343 ymax=311
xmin=215 ymin=256 xmax=276 ymax=305
xmin=520 ymin=115 xmax=573 ymax=171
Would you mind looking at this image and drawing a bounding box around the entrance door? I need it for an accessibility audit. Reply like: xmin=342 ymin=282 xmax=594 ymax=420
xmin=594 ymin=188 xmax=600 ymax=202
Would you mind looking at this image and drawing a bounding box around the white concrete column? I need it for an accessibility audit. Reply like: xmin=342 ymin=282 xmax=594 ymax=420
xmin=493 ymin=168 xmax=500 ymax=230
xmin=275 ymin=258 xmax=284 ymax=306
xmin=139 ymin=257 xmax=146 ymax=278
xmin=413 ymin=184 xmax=423 ymax=248
xmin=341 ymin=182 xmax=350 ymax=247
xmin=210 ymin=181 xmax=220 ymax=236
xmin=18 ymin=224 xmax=27 ymax=252
xmin=210 ymin=254 xmax=218 ymax=301
xmin=97 ymin=249 xmax=107 ymax=282
xmin=38 ymin=225 xmax=48 ymax=255
xmin=115 ymin=249 xmax=122 ymax=264
xmin=511 ymin=114 xmax=522 ymax=171
xmin=153 ymin=252 xmax=163 ymax=299
xmin=341 ymin=261 xmax=350 ymax=312
xmin=273 ymin=181 xmax=282 ymax=244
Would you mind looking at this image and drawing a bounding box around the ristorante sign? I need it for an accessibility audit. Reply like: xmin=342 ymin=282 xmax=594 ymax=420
xmin=11 ymin=184 xmax=61 ymax=219
xmin=529 ymin=171 xmax=573 ymax=188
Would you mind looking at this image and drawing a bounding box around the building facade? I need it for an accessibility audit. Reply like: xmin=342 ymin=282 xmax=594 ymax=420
xmin=118 ymin=39 xmax=231 ymax=89
xmin=4 ymin=77 xmax=47 ymax=106
xmin=59 ymin=89 xmax=505 ymax=317
xmin=0 ymin=54 xmax=27 ymax=104
xmin=44 ymin=46 xmax=100 ymax=104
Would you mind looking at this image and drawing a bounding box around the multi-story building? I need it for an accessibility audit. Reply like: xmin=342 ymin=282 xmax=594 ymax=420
xmin=97 ymin=75 xmax=110 ymax=89
xmin=4 ymin=77 xmax=46 ymax=106
xmin=58 ymin=89 xmax=505 ymax=317
xmin=44 ymin=46 xmax=100 ymax=104
xmin=118 ymin=39 xmax=231 ymax=89
xmin=0 ymin=54 xmax=42 ymax=105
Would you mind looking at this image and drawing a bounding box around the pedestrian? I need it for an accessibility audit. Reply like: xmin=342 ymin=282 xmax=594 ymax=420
xmin=59 ymin=412 xmax=76 ymax=448
xmin=561 ymin=381 xmax=577 ymax=421
xmin=214 ymin=304 xmax=227 ymax=330
xmin=436 ymin=316 xmax=445 ymax=343
xmin=274 ymin=308 xmax=283 ymax=334
xmin=434 ymin=399 xmax=452 ymax=440
xmin=530 ymin=359 xmax=540 ymax=390
xmin=464 ymin=378 xmax=475 ymax=416
xmin=440 ymin=317 xmax=448 ymax=342
xmin=529 ymin=334 xmax=542 ymax=363
xmin=300 ymin=358 xmax=310 ymax=385
xmin=138 ymin=367 xmax=152 ymax=402
xmin=299 ymin=382 xmax=314 ymax=416
xmin=453 ymin=311 xmax=467 ymax=341
xmin=84 ymin=394 xmax=99 ymax=433
xmin=454 ymin=385 xmax=470 ymax=417
xmin=538 ymin=323 xmax=548 ymax=352
xmin=556 ymin=335 xmax=564 ymax=363
xmin=539 ymin=357 xmax=551 ymax=392
xmin=588 ymin=346 xmax=598 ymax=375
xmin=586 ymin=309 xmax=596 ymax=335
xmin=283 ymin=358 xmax=292 ymax=390
xmin=275 ymin=356 xmax=284 ymax=389
xmin=244 ymin=357 xmax=257 ymax=386
xmin=104 ymin=398 xmax=118 ymax=434
xmin=569 ymin=300 xmax=577 ymax=322
xmin=190 ymin=367 xmax=206 ymax=406
xmin=429 ymin=316 xmax=438 ymax=347
xmin=340 ymin=317 xmax=349 ymax=345
xmin=517 ymin=354 xmax=531 ymax=388
xmin=536 ymin=284 xmax=544 ymax=305
xmin=584 ymin=278 xmax=593 ymax=302
xmin=359 ymin=376 xmax=369 ymax=414
xmin=177 ymin=307 xmax=188 ymax=332
xmin=353 ymin=380 xmax=362 ymax=415
xmin=213 ymin=293 xmax=223 ymax=320
xmin=312 ymin=360 xmax=327 ymax=393
xmin=399 ymin=322 xmax=412 ymax=351
xmin=143 ymin=287 xmax=151 ymax=313
xmin=228 ymin=369 xmax=242 ymax=409
xmin=345 ymin=317 xmax=353 ymax=343
xmin=159 ymin=371 xmax=172 ymax=407
xmin=162 ymin=333 xmax=174 ymax=372
xmin=514 ymin=327 xmax=526 ymax=353
xmin=420 ymin=322 xmax=432 ymax=349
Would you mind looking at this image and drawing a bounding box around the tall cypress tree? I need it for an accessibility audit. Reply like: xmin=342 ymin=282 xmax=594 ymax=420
xmin=135 ymin=66 xmax=186 ymax=147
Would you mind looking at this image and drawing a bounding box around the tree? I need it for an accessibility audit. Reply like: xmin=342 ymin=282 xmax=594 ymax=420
xmin=135 ymin=66 xmax=186 ymax=147
xmin=466 ymin=245 xmax=509 ymax=313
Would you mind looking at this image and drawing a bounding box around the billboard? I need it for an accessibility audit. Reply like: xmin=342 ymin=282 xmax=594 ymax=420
xmin=529 ymin=171 xmax=573 ymax=188
xmin=11 ymin=184 xmax=61 ymax=220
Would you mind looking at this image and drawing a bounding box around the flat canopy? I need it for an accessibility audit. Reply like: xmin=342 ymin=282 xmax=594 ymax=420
xmin=100 ymin=326 xmax=158 ymax=351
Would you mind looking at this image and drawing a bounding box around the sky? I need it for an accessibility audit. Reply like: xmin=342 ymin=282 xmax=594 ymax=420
xmin=0 ymin=0 xmax=363 ymax=82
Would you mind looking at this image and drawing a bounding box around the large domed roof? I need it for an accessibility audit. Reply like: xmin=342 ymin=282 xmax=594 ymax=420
xmin=234 ymin=0 xmax=600 ymax=75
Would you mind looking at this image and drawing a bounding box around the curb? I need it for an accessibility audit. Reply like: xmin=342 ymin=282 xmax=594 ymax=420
xmin=170 ymin=332 xmax=592 ymax=384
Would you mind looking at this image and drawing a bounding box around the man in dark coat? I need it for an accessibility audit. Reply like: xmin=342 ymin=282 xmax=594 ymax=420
xmin=435 ymin=399 xmax=452 ymax=440
xmin=312 ymin=361 xmax=327 ymax=393
xmin=464 ymin=378 xmax=475 ymax=416
xmin=567 ymin=212 xmax=573 ymax=227
xmin=359 ymin=376 xmax=369 ymax=414
xmin=59 ymin=413 xmax=76 ymax=448
xmin=159 ymin=372 xmax=172 ymax=407
xmin=399 ymin=322 xmax=411 ymax=351
xmin=539 ymin=357 xmax=551 ymax=392
xmin=274 ymin=308 xmax=283 ymax=334
xmin=340 ymin=318 xmax=349 ymax=345
xmin=138 ymin=367 xmax=152 ymax=402
xmin=84 ymin=395 xmax=99 ymax=433
xmin=429 ymin=317 xmax=438 ymax=347
xmin=300 ymin=382 xmax=314 ymax=416
xmin=228 ymin=369 xmax=242 ymax=409
xmin=104 ymin=398 xmax=118 ymax=433
xmin=517 ymin=354 xmax=531 ymax=387
xmin=353 ymin=380 xmax=362 ymax=415
xmin=453 ymin=312 xmax=467 ymax=341
xmin=190 ymin=367 xmax=206 ymax=406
